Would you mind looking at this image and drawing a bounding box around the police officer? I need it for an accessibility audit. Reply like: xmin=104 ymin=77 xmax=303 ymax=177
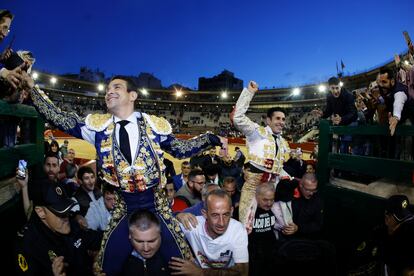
xmin=15 ymin=179 xmax=101 ymax=275
xmin=382 ymin=195 xmax=414 ymax=275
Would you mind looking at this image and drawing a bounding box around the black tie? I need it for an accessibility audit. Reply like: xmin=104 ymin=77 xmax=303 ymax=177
xmin=272 ymin=134 xmax=279 ymax=156
xmin=118 ymin=120 xmax=132 ymax=164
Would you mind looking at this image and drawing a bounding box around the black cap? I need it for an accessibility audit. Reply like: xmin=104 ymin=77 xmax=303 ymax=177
xmin=385 ymin=195 xmax=412 ymax=222
xmin=32 ymin=179 xmax=77 ymax=217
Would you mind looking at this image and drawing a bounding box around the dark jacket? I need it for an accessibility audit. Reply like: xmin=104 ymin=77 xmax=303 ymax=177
xmin=121 ymin=251 xmax=170 ymax=276
xmin=15 ymin=215 xmax=101 ymax=276
xmin=292 ymin=193 xmax=324 ymax=239
xmin=382 ymin=216 xmax=414 ymax=274
xmin=73 ymin=187 xmax=102 ymax=216
xmin=322 ymin=88 xmax=358 ymax=125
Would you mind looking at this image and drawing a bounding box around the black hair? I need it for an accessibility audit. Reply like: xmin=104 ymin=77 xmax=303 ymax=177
xmin=223 ymin=176 xmax=236 ymax=186
xmin=266 ymin=107 xmax=286 ymax=119
xmin=109 ymin=75 xmax=137 ymax=92
xmin=43 ymin=152 xmax=59 ymax=164
xmin=188 ymin=169 xmax=205 ymax=181
xmin=0 ymin=10 xmax=14 ymax=22
xmin=328 ymin=77 xmax=340 ymax=85
xmin=102 ymin=184 xmax=116 ymax=195
xmin=49 ymin=140 xmax=59 ymax=152
xmin=65 ymin=163 xmax=78 ymax=179
xmin=378 ymin=68 xmax=395 ymax=80
xmin=77 ymin=166 xmax=95 ymax=180
xmin=204 ymin=164 xmax=219 ymax=176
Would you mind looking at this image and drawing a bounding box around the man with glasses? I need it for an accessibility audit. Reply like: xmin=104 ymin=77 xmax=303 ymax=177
xmin=176 ymin=169 xmax=206 ymax=206
xmin=15 ymin=179 xmax=101 ymax=275
xmin=282 ymin=173 xmax=323 ymax=239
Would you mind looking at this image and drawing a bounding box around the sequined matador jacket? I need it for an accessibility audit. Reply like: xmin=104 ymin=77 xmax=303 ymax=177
xmin=29 ymin=86 xmax=222 ymax=274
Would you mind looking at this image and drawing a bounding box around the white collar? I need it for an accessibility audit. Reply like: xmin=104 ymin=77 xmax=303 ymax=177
xmin=113 ymin=112 xmax=138 ymax=125
xmin=266 ymin=126 xmax=282 ymax=138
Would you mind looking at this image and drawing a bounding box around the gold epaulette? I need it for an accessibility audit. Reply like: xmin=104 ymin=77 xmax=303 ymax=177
xmin=257 ymin=126 xmax=269 ymax=138
xmin=85 ymin=113 xmax=113 ymax=132
xmin=142 ymin=113 xmax=172 ymax=135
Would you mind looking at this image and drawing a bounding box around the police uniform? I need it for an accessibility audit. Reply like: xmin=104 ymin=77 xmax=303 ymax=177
xmin=232 ymin=87 xmax=290 ymax=228
xmin=15 ymin=181 xmax=101 ymax=275
xmin=383 ymin=195 xmax=414 ymax=274
xmin=29 ymin=86 xmax=222 ymax=275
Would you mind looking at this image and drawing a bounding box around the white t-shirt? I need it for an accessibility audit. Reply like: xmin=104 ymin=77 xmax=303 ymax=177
xmin=181 ymin=216 xmax=248 ymax=268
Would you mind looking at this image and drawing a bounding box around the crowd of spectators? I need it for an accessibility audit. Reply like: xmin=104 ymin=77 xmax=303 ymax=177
xmin=14 ymin=140 xmax=407 ymax=275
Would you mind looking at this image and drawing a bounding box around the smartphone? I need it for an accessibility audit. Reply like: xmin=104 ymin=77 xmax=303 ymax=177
xmin=17 ymin=160 xmax=27 ymax=179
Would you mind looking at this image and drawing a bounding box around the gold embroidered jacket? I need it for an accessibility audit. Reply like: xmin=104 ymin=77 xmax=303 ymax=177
xmin=232 ymin=88 xmax=290 ymax=174
xmin=30 ymin=86 xmax=221 ymax=192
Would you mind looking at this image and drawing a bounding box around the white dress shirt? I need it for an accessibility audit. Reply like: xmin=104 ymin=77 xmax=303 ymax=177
xmin=113 ymin=112 xmax=140 ymax=163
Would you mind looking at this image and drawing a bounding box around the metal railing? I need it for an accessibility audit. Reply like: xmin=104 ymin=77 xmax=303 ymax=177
xmin=0 ymin=100 xmax=44 ymax=180
xmin=317 ymin=119 xmax=414 ymax=187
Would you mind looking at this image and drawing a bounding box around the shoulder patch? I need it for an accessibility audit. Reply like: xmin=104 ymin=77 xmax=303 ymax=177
xmin=85 ymin=113 xmax=112 ymax=132
xmin=257 ymin=126 xmax=268 ymax=138
xmin=18 ymin=254 xmax=28 ymax=272
xmin=142 ymin=113 xmax=172 ymax=135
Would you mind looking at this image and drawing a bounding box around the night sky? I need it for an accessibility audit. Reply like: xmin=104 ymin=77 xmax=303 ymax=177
xmin=4 ymin=0 xmax=414 ymax=89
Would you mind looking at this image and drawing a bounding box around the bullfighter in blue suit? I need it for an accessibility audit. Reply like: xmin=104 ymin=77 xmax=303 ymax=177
xmin=26 ymin=75 xmax=225 ymax=275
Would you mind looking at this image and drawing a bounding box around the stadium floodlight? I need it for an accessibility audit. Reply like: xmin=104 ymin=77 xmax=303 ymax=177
xmin=175 ymin=89 xmax=183 ymax=97
xmin=292 ymin=88 xmax=301 ymax=96
xmin=221 ymin=91 xmax=228 ymax=99
xmin=140 ymin=88 xmax=148 ymax=95
xmin=339 ymin=81 xmax=344 ymax=87
xmin=50 ymin=77 xmax=57 ymax=84
xmin=97 ymin=84 xmax=105 ymax=91
xmin=318 ymin=85 xmax=326 ymax=93
xmin=32 ymin=71 xmax=39 ymax=80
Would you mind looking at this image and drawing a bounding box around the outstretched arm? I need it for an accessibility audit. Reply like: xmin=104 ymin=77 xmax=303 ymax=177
xmin=22 ymin=72 xmax=95 ymax=143
xmin=231 ymin=81 xmax=260 ymax=137
xmin=169 ymin=258 xmax=248 ymax=276
xmin=160 ymin=133 xmax=224 ymax=159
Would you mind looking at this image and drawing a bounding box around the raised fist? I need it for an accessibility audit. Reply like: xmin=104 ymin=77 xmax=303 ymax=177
xmin=247 ymin=81 xmax=259 ymax=93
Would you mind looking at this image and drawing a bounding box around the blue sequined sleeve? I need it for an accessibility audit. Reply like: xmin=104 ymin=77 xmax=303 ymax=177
xmin=160 ymin=133 xmax=221 ymax=159
xmin=30 ymin=86 xmax=85 ymax=138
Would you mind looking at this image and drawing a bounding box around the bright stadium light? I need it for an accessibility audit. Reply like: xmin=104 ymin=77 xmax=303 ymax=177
xmin=140 ymin=88 xmax=148 ymax=95
xmin=318 ymin=85 xmax=326 ymax=93
xmin=32 ymin=71 xmax=39 ymax=80
xmin=339 ymin=81 xmax=344 ymax=87
xmin=175 ymin=89 xmax=183 ymax=97
xmin=221 ymin=91 xmax=228 ymax=99
xmin=50 ymin=77 xmax=57 ymax=84
xmin=292 ymin=88 xmax=301 ymax=96
xmin=97 ymin=84 xmax=105 ymax=91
